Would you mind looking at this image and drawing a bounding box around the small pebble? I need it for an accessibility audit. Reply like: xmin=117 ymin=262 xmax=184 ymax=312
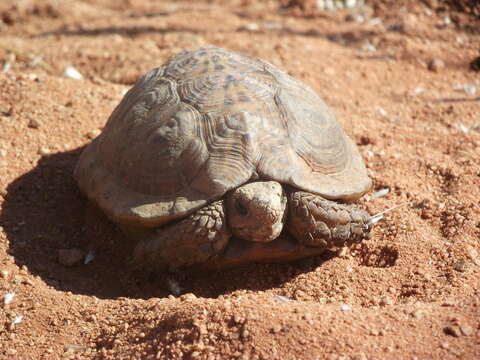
xmin=379 ymin=296 xmax=394 ymax=306
xmin=86 ymin=129 xmax=101 ymax=139
xmin=64 ymin=66 xmax=83 ymax=80
xmin=376 ymin=106 xmax=388 ymax=117
xmin=245 ymin=23 xmax=259 ymax=31
xmin=2 ymin=62 xmax=11 ymax=73
xmin=460 ymin=326 xmax=473 ymax=336
xmin=444 ymin=325 xmax=461 ymax=337
xmin=28 ymin=118 xmax=42 ymax=129
xmin=453 ymin=84 xmax=477 ymax=95
xmin=64 ymin=345 xmax=88 ymax=352
xmin=413 ymin=86 xmax=425 ymax=95
xmin=428 ymin=59 xmax=445 ymax=72
xmin=58 ymin=248 xmax=85 ymax=267
xmin=180 ymin=293 xmax=197 ymax=301
xmin=6 ymin=349 xmax=17 ymax=356
xmin=372 ymin=188 xmax=390 ymax=199
xmin=453 ymin=261 xmax=467 ymax=272
xmin=457 ymin=123 xmax=469 ymax=134
xmin=340 ymin=304 xmax=352 ymax=311
xmin=411 ymin=309 xmax=425 ymax=319
xmin=271 ymin=324 xmax=282 ymax=333
xmin=38 ymin=147 xmax=51 ymax=156
xmin=3 ymin=292 xmax=15 ymax=305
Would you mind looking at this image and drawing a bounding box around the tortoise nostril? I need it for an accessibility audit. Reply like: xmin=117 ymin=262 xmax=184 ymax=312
xmin=235 ymin=200 xmax=249 ymax=216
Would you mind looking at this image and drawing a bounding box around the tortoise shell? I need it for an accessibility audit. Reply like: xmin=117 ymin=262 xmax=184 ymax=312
xmin=74 ymin=46 xmax=371 ymax=228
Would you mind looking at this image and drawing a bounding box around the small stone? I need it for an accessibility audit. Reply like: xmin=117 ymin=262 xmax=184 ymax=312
xmin=379 ymin=296 xmax=394 ymax=306
xmin=460 ymin=326 xmax=473 ymax=336
xmin=180 ymin=293 xmax=197 ymax=301
xmin=411 ymin=309 xmax=425 ymax=319
xmin=3 ymin=292 xmax=15 ymax=305
xmin=372 ymin=188 xmax=390 ymax=199
xmin=441 ymin=343 xmax=449 ymax=349
xmin=444 ymin=325 xmax=461 ymax=337
xmin=428 ymin=59 xmax=445 ymax=72
xmin=86 ymin=129 xmax=101 ymax=139
xmin=64 ymin=66 xmax=83 ymax=80
xmin=58 ymin=248 xmax=85 ymax=267
xmin=190 ymin=351 xmax=201 ymax=359
xmin=453 ymin=261 xmax=467 ymax=272
xmin=38 ymin=147 xmax=51 ymax=156
xmin=28 ymin=118 xmax=42 ymax=129
xmin=6 ymin=349 xmax=17 ymax=356
xmin=271 ymin=324 xmax=282 ymax=333
xmin=245 ymin=23 xmax=259 ymax=31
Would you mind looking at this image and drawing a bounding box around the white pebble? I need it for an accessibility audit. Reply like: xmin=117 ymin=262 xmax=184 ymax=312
xmin=245 ymin=23 xmax=259 ymax=31
xmin=86 ymin=129 xmax=101 ymax=139
xmin=38 ymin=147 xmax=51 ymax=156
xmin=340 ymin=304 xmax=352 ymax=311
xmin=413 ymin=86 xmax=425 ymax=95
xmin=3 ymin=292 xmax=15 ymax=305
xmin=64 ymin=66 xmax=83 ymax=80
xmin=345 ymin=0 xmax=357 ymax=8
xmin=13 ymin=315 xmax=23 ymax=325
xmin=316 ymin=0 xmax=325 ymax=9
xmin=453 ymin=84 xmax=477 ymax=95
xmin=368 ymin=17 xmax=383 ymax=26
xmin=372 ymin=188 xmax=390 ymax=199
xmin=376 ymin=106 xmax=388 ymax=117
xmin=29 ymin=55 xmax=43 ymax=67
xmin=362 ymin=42 xmax=376 ymax=52
xmin=324 ymin=0 xmax=335 ymax=11
xmin=457 ymin=123 xmax=469 ymax=134
xmin=2 ymin=62 xmax=11 ymax=73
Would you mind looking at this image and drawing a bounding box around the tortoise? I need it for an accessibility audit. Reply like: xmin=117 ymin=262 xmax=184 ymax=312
xmin=74 ymin=46 xmax=373 ymax=270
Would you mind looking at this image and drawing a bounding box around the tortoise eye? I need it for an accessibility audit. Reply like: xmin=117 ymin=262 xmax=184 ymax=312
xmin=166 ymin=119 xmax=176 ymax=128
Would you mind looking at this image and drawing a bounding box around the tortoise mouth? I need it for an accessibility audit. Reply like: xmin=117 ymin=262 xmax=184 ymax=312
xmin=232 ymin=221 xmax=284 ymax=243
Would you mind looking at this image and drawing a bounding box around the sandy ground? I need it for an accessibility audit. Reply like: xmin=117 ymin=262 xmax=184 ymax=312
xmin=0 ymin=1 xmax=479 ymax=359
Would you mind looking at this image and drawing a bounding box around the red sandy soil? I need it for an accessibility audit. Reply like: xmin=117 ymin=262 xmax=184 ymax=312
xmin=0 ymin=1 xmax=479 ymax=359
